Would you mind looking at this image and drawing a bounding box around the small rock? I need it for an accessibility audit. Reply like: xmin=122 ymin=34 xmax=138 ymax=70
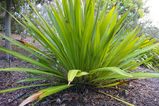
xmin=56 ymin=98 xmax=62 ymax=104
xmin=8 ymin=99 xmax=12 ymax=102
xmin=154 ymin=98 xmax=157 ymax=101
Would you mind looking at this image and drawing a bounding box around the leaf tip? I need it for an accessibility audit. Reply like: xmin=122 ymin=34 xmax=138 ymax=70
xmin=19 ymin=91 xmax=43 ymax=106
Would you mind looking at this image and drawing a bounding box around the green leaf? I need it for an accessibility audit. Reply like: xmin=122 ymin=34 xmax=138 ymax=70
xmin=17 ymin=78 xmax=46 ymax=83
xmin=67 ymin=70 xmax=80 ymax=85
xmin=0 ymin=68 xmax=64 ymax=79
xmin=76 ymin=71 xmax=89 ymax=77
xmin=0 ymin=47 xmax=50 ymax=70
xmin=98 ymin=82 xmax=121 ymax=88
xmin=0 ymin=35 xmax=50 ymax=63
xmin=0 ymin=84 xmax=49 ymax=94
xmin=90 ymin=67 xmax=132 ymax=77
xmin=0 ymin=47 xmax=63 ymax=76
xmin=124 ymin=43 xmax=159 ymax=61
xmin=131 ymin=72 xmax=159 ymax=79
xmin=39 ymin=84 xmax=71 ymax=99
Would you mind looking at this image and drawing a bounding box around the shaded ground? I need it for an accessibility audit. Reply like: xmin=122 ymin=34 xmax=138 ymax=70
xmin=0 ymin=58 xmax=159 ymax=106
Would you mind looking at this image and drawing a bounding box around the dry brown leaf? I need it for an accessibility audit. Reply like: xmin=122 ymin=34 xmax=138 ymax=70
xmin=19 ymin=91 xmax=43 ymax=106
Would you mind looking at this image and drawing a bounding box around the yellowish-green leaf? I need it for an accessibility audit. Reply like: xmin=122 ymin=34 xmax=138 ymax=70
xmin=76 ymin=71 xmax=89 ymax=77
xmin=67 ymin=70 xmax=80 ymax=85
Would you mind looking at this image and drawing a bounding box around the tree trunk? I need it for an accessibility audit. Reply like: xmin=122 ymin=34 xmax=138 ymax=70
xmin=4 ymin=0 xmax=12 ymax=63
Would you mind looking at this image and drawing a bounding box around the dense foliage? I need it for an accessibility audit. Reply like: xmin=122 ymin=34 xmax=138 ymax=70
xmin=0 ymin=0 xmax=159 ymax=105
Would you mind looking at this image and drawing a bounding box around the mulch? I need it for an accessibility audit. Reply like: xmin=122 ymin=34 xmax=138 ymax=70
xmin=0 ymin=58 xmax=159 ymax=106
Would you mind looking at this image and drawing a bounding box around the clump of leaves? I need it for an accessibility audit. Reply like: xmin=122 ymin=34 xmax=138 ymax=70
xmin=1 ymin=0 xmax=159 ymax=105
xmin=139 ymin=46 xmax=159 ymax=71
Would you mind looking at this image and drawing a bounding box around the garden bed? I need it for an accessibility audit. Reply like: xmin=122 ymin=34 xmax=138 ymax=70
xmin=0 ymin=57 xmax=159 ymax=106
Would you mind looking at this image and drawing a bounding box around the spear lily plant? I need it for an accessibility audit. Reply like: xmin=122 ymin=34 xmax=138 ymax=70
xmin=0 ymin=0 xmax=159 ymax=105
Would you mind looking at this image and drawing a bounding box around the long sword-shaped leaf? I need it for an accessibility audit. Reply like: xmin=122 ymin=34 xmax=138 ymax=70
xmin=124 ymin=43 xmax=159 ymax=61
xmin=90 ymin=67 xmax=132 ymax=77
xmin=93 ymin=72 xmax=159 ymax=82
xmin=0 ymin=47 xmax=49 ymax=69
xmin=131 ymin=72 xmax=159 ymax=78
xmin=17 ymin=78 xmax=46 ymax=83
xmin=19 ymin=84 xmax=71 ymax=106
xmin=0 ymin=35 xmax=49 ymax=59
xmin=0 ymin=47 xmax=62 ymax=75
xmin=0 ymin=68 xmax=63 ymax=79
xmin=0 ymin=84 xmax=49 ymax=94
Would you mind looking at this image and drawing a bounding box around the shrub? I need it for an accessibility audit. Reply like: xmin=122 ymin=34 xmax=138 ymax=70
xmin=1 ymin=0 xmax=159 ymax=105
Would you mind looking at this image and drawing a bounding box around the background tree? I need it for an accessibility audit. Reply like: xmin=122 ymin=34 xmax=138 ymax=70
xmin=0 ymin=0 xmax=53 ymax=61
xmin=100 ymin=0 xmax=144 ymax=29
xmin=0 ymin=0 xmax=12 ymax=62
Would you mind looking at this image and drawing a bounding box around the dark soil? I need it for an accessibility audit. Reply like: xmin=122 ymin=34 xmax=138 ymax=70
xmin=1 ymin=58 xmax=159 ymax=106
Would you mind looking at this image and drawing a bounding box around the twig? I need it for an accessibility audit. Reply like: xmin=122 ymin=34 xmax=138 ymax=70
xmin=94 ymin=89 xmax=134 ymax=106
